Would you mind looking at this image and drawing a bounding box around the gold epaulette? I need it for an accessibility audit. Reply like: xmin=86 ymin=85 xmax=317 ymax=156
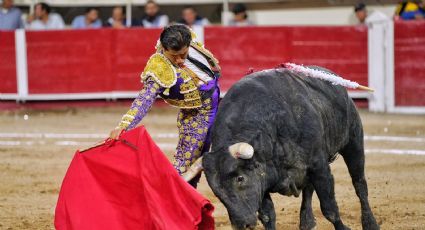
xmin=141 ymin=53 xmax=177 ymax=88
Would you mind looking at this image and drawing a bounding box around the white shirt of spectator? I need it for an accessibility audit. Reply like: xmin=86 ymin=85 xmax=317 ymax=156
xmin=28 ymin=13 xmax=65 ymax=30
xmin=184 ymin=47 xmax=213 ymax=83
xmin=142 ymin=15 xmax=169 ymax=28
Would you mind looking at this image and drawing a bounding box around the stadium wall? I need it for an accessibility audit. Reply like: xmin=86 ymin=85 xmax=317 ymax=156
xmin=0 ymin=22 xmax=424 ymax=113
xmin=0 ymin=31 xmax=17 ymax=94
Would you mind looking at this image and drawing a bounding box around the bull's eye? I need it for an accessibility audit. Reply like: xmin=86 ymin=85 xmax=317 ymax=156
xmin=254 ymin=163 xmax=261 ymax=169
xmin=236 ymin=176 xmax=245 ymax=183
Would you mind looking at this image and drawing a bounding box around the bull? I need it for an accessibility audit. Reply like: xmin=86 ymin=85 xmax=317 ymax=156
xmin=201 ymin=67 xmax=379 ymax=230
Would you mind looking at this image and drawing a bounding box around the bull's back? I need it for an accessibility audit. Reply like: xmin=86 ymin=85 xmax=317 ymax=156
xmin=217 ymin=68 xmax=358 ymax=154
xmin=224 ymin=68 xmax=351 ymax=117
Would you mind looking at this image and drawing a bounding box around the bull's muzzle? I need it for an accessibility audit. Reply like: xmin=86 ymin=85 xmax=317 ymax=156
xmin=231 ymin=216 xmax=258 ymax=230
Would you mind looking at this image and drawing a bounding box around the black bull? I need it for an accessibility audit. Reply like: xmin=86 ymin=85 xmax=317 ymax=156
xmin=202 ymin=67 xmax=379 ymax=230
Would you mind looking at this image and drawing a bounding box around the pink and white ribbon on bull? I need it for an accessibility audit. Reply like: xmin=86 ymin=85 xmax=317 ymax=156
xmin=283 ymin=63 xmax=374 ymax=92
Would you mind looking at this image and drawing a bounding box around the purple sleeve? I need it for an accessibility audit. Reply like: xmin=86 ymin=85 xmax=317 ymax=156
xmin=117 ymin=80 xmax=164 ymax=130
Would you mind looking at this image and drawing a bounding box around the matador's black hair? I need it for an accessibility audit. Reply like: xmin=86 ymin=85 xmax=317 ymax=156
xmin=160 ymin=24 xmax=192 ymax=51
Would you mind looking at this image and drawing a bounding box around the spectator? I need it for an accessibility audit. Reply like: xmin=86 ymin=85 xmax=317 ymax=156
xmin=0 ymin=0 xmax=24 ymax=30
xmin=139 ymin=0 xmax=168 ymax=28
xmin=229 ymin=3 xmax=254 ymax=26
xmin=105 ymin=6 xmax=126 ymax=28
xmin=395 ymin=0 xmax=425 ymax=20
xmin=71 ymin=7 xmax=102 ymax=29
xmin=354 ymin=3 xmax=367 ymax=24
xmin=179 ymin=6 xmax=209 ymax=27
xmin=27 ymin=2 xmax=65 ymax=30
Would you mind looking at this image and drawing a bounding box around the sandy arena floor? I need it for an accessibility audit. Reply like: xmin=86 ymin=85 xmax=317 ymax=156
xmin=0 ymin=104 xmax=424 ymax=230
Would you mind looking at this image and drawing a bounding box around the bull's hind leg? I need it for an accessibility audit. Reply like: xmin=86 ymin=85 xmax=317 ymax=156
xmin=310 ymin=162 xmax=350 ymax=230
xmin=300 ymin=183 xmax=316 ymax=230
xmin=258 ymin=193 xmax=276 ymax=230
xmin=340 ymin=136 xmax=379 ymax=230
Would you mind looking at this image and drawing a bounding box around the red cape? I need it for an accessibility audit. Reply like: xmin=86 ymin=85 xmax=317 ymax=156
xmin=54 ymin=126 xmax=214 ymax=230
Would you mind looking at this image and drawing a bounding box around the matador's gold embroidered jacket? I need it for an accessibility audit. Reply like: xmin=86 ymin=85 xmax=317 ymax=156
xmin=117 ymin=34 xmax=220 ymax=130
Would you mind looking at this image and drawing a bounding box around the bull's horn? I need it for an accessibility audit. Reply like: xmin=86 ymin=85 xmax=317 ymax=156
xmin=228 ymin=142 xmax=254 ymax=159
xmin=182 ymin=157 xmax=203 ymax=182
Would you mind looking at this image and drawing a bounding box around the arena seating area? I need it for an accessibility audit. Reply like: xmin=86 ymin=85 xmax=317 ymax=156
xmin=1 ymin=21 xmax=425 ymax=109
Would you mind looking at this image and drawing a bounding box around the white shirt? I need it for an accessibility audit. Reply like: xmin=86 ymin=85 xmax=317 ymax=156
xmin=29 ymin=13 xmax=65 ymax=30
xmin=184 ymin=47 xmax=213 ymax=83
xmin=142 ymin=15 xmax=169 ymax=28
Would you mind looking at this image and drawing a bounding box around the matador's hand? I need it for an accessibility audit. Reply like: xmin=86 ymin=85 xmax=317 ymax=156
xmin=109 ymin=127 xmax=124 ymax=140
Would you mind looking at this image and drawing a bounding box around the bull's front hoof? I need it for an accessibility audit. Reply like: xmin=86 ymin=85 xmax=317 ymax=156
xmin=258 ymin=214 xmax=269 ymax=223
xmin=300 ymin=223 xmax=316 ymax=230
xmin=300 ymin=212 xmax=316 ymax=230
xmin=334 ymin=222 xmax=351 ymax=230
xmin=363 ymin=223 xmax=380 ymax=230
xmin=362 ymin=214 xmax=380 ymax=230
xmin=340 ymin=225 xmax=351 ymax=230
xmin=258 ymin=214 xmax=276 ymax=230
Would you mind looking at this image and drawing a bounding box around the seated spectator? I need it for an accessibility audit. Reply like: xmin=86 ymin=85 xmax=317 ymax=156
xmin=139 ymin=0 xmax=168 ymax=28
xmin=229 ymin=3 xmax=254 ymax=26
xmin=354 ymin=3 xmax=367 ymax=24
xmin=105 ymin=6 xmax=126 ymax=28
xmin=179 ymin=6 xmax=209 ymax=27
xmin=395 ymin=0 xmax=425 ymax=20
xmin=71 ymin=7 xmax=102 ymax=29
xmin=27 ymin=2 xmax=65 ymax=30
xmin=0 ymin=0 xmax=24 ymax=30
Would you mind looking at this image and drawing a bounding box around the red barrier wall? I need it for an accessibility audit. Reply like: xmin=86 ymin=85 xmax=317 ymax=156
xmin=394 ymin=21 xmax=425 ymax=106
xmin=2 ymin=27 xmax=369 ymax=96
xmin=0 ymin=31 xmax=17 ymax=94
xmin=26 ymin=28 xmax=161 ymax=94
xmin=3 ymin=25 xmax=425 ymax=110
xmin=204 ymin=26 xmax=368 ymax=91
